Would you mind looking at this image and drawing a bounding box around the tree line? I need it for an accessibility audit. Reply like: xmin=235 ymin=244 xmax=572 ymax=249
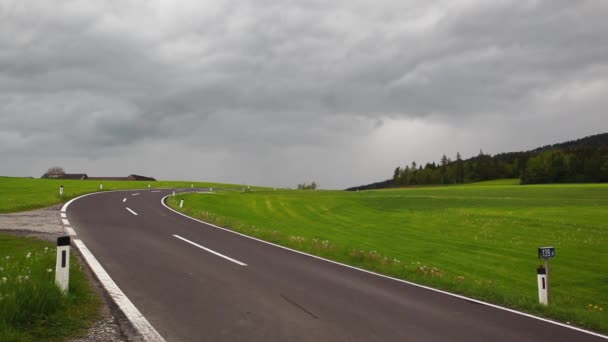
xmin=297 ymin=181 xmax=318 ymax=190
xmin=346 ymin=133 xmax=608 ymax=190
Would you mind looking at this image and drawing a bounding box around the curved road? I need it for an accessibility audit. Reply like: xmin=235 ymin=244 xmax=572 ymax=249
xmin=65 ymin=189 xmax=605 ymax=342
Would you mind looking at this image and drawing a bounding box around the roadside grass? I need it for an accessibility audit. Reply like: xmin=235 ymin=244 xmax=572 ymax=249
xmin=167 ymin=184 xmax=608 ymax=333
xmin=466 ymin=178 xmax=521 ymax=186
xmin=0 ymin=177 xmax=257 ymax=213
xmin=0 ymin=232 xmax=100 ymax=341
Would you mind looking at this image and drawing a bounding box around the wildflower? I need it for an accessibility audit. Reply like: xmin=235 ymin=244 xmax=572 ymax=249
xmin=1 ymin=277 xmax=6 ymax=283
xmin=47 ymin=269 xmax=53 ymax=273
xmin=44 ymin=247 xmax=49 ymax=251
xmin=0 ymin=266 xmax=3 ymax=271
xmin=24 ymin=275 xmax=29 ymax=281
xmin=26 ymin=252 xmax=31 ymax=259
xmin=4 ymin=256 xmax=9 ymax=260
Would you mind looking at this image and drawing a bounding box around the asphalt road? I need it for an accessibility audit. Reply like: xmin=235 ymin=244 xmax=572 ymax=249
xmin=66 ymin=189 xmax=605 ymax=342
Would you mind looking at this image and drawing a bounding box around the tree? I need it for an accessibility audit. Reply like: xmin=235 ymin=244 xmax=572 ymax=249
xmin=393 ymin=167 xmax=401 ymax=184
xmin=455 ymin=152 xmax=464 ymax=183
xmin=440 ymin=155 xmax=449 ymax=184
xmin=47 ymin=166 xmax=65 ymax=176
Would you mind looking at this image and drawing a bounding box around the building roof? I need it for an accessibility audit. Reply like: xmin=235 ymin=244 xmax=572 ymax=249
xmin=41 ymin=173 xmax=88 ymax=180
xmin=41 ymin=172 xmax=156 ymax=181
xmin=128 ymin=174 xmax=157 ymax=181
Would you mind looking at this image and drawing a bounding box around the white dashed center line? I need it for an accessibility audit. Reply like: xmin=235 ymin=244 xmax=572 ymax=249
xmin=126 ymin=207 xmax=138 ymax=216
xmin=173 ymin=234 xmax=247 ymax=266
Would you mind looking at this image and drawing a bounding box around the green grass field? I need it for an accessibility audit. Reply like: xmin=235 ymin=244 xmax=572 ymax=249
xmin=0 ymin=232 xmax=100 ymax=341
xmin=0 ymin=177 xmax=256 ymax=213
xmin=168 ymin=183 xmax=608 ymax=333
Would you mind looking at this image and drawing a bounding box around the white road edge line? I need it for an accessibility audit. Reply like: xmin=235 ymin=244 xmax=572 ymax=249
xmin=126 ymin=207 xmax=138 ymax=216
xmin=73 ymin=239 xmax=165 ymax=342
xmin=161 ymin=195 xmax=608 ymax=340
xmin=65 ymin=227 xmax=76 ymax=236
xmin=132 ymin=193 xmax=140 ymax=196
xmin=173 ymin=234 xmax=247 ymax=266
xmin=151 ymin=190 xmax=161 ymax=193
xmin=61 ymin=213 xmax=67 ymax=218
xmin=61 ymin=218 xmax=70 ymax=226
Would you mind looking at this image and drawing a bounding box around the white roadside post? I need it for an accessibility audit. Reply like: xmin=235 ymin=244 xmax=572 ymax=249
xmin=537 ymin=266 xmax=548 ymax=305
xmin=180 ymin=199 xmax=184 ymax=208
xmin=59 ymin=185 xmax=64 ymax=196
xmin=173 ymin=191 xmax=176 ymax=196
xmin=55 ymin=236 xmax=71 ymax=293
xmin=191 ymin=184 xmax=193 ymax=188
xmin=537 ymin=246 xmax=555 ymax=305
xmin=99 ymin=183 xmax=103 ymax=190
xmin=148 ymin=184 xmax=151 ymax=189
xmin=210 ymin=187 xmax=213 ymax=192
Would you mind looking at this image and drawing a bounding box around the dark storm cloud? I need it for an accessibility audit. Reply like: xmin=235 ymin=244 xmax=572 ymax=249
xmin=0 ymin=0 xmax=607 ymax=187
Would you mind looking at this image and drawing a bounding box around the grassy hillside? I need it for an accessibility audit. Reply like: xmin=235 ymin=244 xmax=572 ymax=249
xmin=168 ymin=184 xmax=608 ymax=333
xmin=0 ymin=177 xmax=253 ymax=213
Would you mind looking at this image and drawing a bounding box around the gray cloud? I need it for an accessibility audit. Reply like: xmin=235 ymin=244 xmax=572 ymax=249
xmin=1 ymin=0 xmax=607 ymax=188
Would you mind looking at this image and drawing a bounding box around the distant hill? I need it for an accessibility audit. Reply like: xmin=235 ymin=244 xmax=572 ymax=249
xmin=346 ymin=132 xmax=608 ymax=190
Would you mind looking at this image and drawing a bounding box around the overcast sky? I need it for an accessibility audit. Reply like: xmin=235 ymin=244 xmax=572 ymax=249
xmin=1 ymin=1 xmax=607 ymax=189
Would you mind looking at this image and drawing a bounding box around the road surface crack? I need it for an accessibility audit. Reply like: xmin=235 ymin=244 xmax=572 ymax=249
xmin=280 ymin=294 xmax=319 ymax=319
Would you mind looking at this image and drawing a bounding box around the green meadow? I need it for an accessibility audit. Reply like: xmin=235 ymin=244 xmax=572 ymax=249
xmin=0 ymin=177 xmax=254 ymax=213
xmin=0 ymin=233 xmax=99 ymax=341
xmin=168 ymin=183 xmax=608 ymax=333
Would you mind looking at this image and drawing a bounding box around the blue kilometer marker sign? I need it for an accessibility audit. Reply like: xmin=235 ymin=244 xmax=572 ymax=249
xmin=538 ymin=247 xmax=555 ymax=259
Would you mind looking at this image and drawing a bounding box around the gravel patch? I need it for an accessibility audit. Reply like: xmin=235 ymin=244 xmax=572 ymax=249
xmin=0 ymin=204 xmax=64 ymax=241
xmin=0 ymin=206 xmax=130 ymax=341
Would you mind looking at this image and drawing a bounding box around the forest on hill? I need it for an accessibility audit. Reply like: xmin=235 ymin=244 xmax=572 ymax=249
xmin=347 ymin=133 xmax=608 ymax=191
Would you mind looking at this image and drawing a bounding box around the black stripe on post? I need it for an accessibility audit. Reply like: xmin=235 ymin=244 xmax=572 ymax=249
xmin=542 ymin=277 xmax=546 ymax=290
xmin=61 ymin=250 xmax=66 ymax=268
xmin=57 ymin=236 xmax=70 ymax=246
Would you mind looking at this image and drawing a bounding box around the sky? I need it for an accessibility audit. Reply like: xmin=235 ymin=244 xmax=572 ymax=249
xmin=1 ymin=1 xmax=607 ymax=189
